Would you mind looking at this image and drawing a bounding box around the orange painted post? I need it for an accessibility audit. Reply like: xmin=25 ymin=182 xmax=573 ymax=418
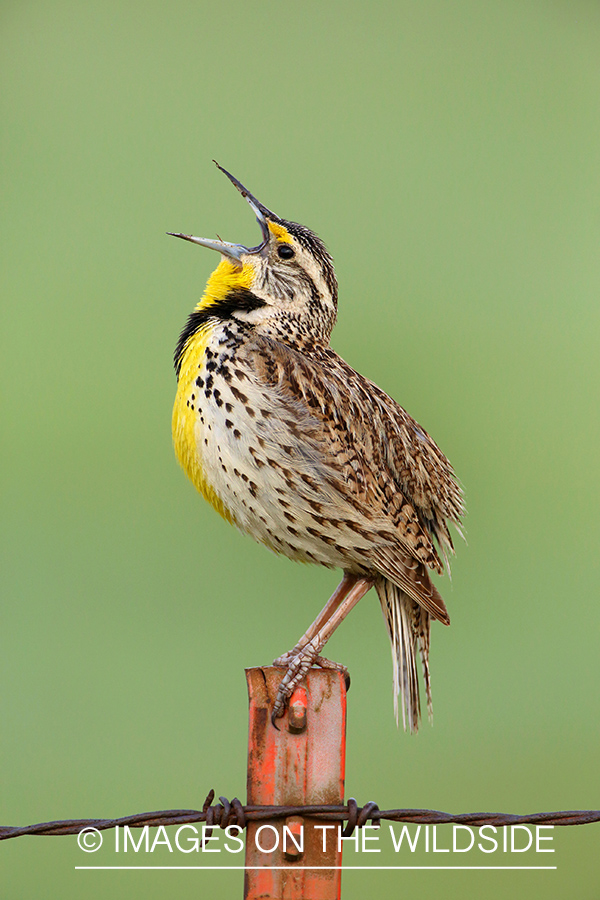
xmin=245 ymin=667 xmax=347 ymax=900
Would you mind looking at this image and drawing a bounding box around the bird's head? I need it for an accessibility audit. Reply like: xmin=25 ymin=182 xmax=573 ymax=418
xmin=169 ymin=162 xmax=338 ymax=346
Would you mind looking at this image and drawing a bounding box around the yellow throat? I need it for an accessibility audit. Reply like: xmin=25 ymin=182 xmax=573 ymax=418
xmin=171 ymin=258 xmax=254 ymax=524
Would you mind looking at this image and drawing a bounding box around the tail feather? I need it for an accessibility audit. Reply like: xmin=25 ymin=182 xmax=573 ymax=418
xmin=376 ymin=578 xmax=432 ymax=732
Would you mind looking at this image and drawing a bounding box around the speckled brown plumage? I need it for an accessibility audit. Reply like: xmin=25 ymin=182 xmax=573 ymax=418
xmin=170 ymin=163 xmax=464 ymax=730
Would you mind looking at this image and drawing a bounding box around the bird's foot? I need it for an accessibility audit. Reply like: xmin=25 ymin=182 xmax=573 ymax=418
xmin=271 ymin=638 xmax=320 ymax=725
xmin=272 ymin=648 xmax=299 ymax=667
xmin=273 ymin=650 xmax=345 ymax=673
xmin=271 ymin=643 xmax=348 ymax=725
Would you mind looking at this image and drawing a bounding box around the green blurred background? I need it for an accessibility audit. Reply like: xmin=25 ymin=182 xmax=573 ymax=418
xmin=2 ymin=0 xmax=599 ymax=896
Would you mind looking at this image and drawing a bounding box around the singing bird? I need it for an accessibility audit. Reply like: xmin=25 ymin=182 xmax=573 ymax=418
xmin=170 ymin=163 xmax=464 ymax=730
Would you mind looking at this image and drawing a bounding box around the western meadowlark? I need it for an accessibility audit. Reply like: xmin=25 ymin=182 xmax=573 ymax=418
xmin=169 ymin=163 xmax=464 ymax=731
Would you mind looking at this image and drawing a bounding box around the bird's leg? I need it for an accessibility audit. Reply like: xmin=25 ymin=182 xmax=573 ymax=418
xmin=273 ymin=572 xmax=359 ymax=667
xmin=271 ymin=575 xmax=374 ymax=723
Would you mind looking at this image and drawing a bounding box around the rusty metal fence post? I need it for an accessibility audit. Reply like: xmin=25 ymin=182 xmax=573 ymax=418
xmin=245 ymin=667 xmax=347 ymax=900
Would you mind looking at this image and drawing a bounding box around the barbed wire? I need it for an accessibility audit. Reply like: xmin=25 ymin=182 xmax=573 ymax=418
xmin=1 ymin=791 xmax=599 ymax=841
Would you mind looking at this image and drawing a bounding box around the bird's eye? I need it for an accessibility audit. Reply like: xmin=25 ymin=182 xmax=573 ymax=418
xmin=277 ymin=244 xmax=295 ymax=260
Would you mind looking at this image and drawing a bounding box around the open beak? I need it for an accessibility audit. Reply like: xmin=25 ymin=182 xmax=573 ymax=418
xmin=165 ymin=233 xmax=252 ymax=263
xmin=168 ymin=162 xmax=278 ymax=264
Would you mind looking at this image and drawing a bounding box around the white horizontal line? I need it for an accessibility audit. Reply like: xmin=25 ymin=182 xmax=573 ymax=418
xmin=75 ymin=865 xmax=557 ymax=871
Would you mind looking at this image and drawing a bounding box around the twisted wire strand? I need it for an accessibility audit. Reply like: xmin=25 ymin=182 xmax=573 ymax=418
xmin=1 ymin=792 xmax=599 ymax=841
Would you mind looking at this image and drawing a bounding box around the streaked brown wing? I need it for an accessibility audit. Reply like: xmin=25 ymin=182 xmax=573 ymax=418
xmin=247 ymin=335 xmax=460 ymax=621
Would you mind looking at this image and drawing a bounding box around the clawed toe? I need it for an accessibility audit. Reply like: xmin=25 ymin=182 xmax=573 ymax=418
xmin=272 ymin=650 xmax=295 ymax=667
xmin=271 ymin=642 xmax=317 ymax=725
xmin=314 ymin=655 xmax=350 ymax=690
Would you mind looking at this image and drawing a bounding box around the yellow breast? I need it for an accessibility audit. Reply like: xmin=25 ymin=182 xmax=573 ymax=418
xmin=173 ymin=257 xmax=256 ymax=524
xmin=172 ymin=321 xmax=235 ymax=525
